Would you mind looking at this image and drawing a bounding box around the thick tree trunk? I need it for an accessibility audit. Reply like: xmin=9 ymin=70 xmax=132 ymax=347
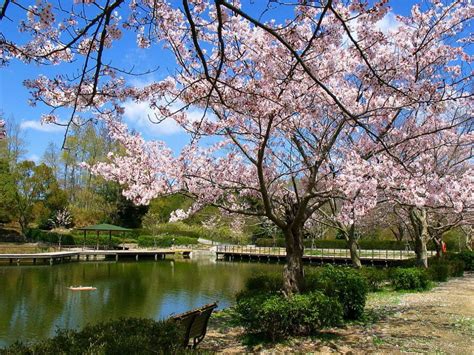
xmin=283 ymin=228 xmax=304 ymax=295
xmin=409 ymin=208 xmax=429 ymax=268
xmin=348 ymin=236 xmax=362 ymax=268
xmin=346 ymin=225 xmax=362 ymax=268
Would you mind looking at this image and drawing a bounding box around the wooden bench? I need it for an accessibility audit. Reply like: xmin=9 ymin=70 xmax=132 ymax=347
xmin=171 ymin=302 xmax=218 ymax=349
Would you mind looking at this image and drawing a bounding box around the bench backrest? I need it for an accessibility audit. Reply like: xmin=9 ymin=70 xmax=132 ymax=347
xmin=172 ymin=302 xmax=218 ymax=348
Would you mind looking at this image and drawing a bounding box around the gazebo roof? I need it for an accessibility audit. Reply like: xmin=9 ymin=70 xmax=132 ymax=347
xmin=76 ymin=223 xmax=132 ymax=232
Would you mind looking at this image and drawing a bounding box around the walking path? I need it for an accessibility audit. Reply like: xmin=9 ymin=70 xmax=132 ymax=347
xmin=202 ymin=273 xmax=474 ymax=353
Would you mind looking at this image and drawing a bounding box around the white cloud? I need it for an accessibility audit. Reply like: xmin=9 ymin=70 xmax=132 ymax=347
xmin=20 ymin=120 xmax=65 ymax=133
xmin=123 ymin=101 xmax=183 ymax=135
xmin=342 ymin=11 xmax=401 ymax=46
xmin=376 ymin=12 xmax=401 ymax=34
xmin=26 ymin=153 xmax=40 ymax=163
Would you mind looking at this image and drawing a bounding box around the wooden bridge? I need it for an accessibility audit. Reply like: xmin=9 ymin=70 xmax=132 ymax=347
xmin=0 ymin=249 xmax=192 ymax=265
xmin=216 ymin=245 xmax=435 ymax=266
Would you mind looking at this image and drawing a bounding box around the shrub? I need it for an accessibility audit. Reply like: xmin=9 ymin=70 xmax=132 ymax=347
xmin=390 ymin=268 xmax=430 ymax=291
xmin=244 ymin=272 xmax=283 ymax=294
xmin=428 ymin=261 xmax=450 ymax=282
xmin=447 ymin=259 xmax=465 ymax=277
xmin=137 ymin=234 xmax=198 ymax=248
xmin=306 ymin=266 xmax=368 ymax=320
xmin=316 ymin=265 xmax=368 ymax=319
xmin=446 ymin=251 xmax=474 ymax=271
xmin=0 ymin=318 xmax=183 ymax=355
xmin=26 ymin=228 xmax=76 ymax=246
xmin=235 ymin=291 xmax=342 ymax=341
xmin=359 ymin=267 xmax=388 ymax=292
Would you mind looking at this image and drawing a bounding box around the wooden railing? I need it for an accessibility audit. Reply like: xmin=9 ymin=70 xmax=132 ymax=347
xmin=216 ymin=245 xmax=436 ymax=261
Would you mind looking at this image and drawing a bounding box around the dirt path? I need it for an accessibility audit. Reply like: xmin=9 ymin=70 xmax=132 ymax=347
xmin=202 ymin=273 xmax=474 ymax=354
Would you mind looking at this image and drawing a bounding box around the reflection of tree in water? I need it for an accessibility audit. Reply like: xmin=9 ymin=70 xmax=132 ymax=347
xmin=0 ymin=259 xmax=282 ymax=346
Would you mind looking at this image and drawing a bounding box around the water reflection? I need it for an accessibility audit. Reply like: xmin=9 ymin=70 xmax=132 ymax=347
xmin=0 ymin=255 xmax=281 ymax=346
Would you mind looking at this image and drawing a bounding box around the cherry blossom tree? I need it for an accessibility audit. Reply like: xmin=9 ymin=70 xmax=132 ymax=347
xmin=374 ymin=116 xmax=473 ymax=266
xmin=2 ymin=0 xmax=472 ymax=292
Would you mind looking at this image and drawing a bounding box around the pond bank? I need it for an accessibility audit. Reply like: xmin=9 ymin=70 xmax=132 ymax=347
xmin=202 ymin=273 xmax=474 ymax=353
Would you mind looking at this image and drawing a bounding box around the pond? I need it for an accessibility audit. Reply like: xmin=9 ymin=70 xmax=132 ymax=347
xmin=0 ymin=253 xmax=282 ymax=347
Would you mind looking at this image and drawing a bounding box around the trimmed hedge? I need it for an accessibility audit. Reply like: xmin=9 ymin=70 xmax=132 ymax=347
xmin=390 ymin=268 xmax=431 ymax=291
xmin=235 ymin=291 xmax=342 ymax=341
xmin=137 ymin=235 xmax=198 ymax=248
xmin=26 ymin=229 xmax=75 ymax=245
xmin=0 ymin=318 xmax=183 ymax=355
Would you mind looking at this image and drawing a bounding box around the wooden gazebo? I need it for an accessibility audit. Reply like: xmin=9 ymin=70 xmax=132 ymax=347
xmin=76 ymin=223 xmax=132 ymax=250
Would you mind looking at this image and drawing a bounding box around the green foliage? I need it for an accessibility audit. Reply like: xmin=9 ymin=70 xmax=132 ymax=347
xmin=428 ymin=260 xmax=450 ymax=282
xmin=244 ymin=272 xmax=283 ymax=294
xmin=389 ymin=268 xmax=431 ymax=291
xmin=7 ymin=161 xmax=64 ymax=235
xmin=26 ymin=229 xmax=75 ymax=246
xmin=0 ymin=318 xmax=183 ymax=355
xmin=69 ymin=189 xmax=117 ymax=227
xmin=0 ymin=158 xmax=15 ymax=223
xmin=235 ymin=291 xmax=342 ymax=341
xmin=306 ymin=266 xmax=368 ymax=320
xmin=147 ymin=222 xmax=237 ymax=244
xmin=428 ymin=258 xmax=465 ymax=281
xmin=147 ymin=194 xmax=193 ymax=224
xmin=137 ymin=235 xmax=198 ymax=247
xmin=359 ymin=267 xmax=388 ymax=292
xmin=99 ymin=181 xmax=149 ymax=229
xmin=446 ymin=251 xmax=474 ymax=271
xmin=0 ymin=227 xmax=25 ymax=242
xmin=242 ymin=266 xmax=367 ymax=322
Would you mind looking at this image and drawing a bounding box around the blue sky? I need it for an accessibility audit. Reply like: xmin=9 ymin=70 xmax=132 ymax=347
xmin=0 ymin=1 xmax=418 ymax=163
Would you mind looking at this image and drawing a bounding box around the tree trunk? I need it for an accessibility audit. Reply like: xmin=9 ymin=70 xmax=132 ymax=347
xmin=346 ymin=225 xmax=362 ymax=268
xmin=283 ymin=228 xmax=304 ymax=295
xmin=409 ymin=208 xmax=429 ymax=268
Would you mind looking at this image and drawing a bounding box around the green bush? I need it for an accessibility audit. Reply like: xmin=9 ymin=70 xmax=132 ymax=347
xmin=447 ymin=259 xmax=465 ymax=277
xmin=27 ymin=229 xmax=75 ymax=245
xmin=137 ymin=234 xmax=198 ymax=248
xmin=0 ymin=318 xmax=183 ymax=355
xmin=235 ymin=291 xmax=343 ymax=341
xmin=244 ymin=272 xmax=283 ymax=294
xmin=307 ymin=266 xmax=368 ymax=320
xmin=390 ymin=268 xmax=431 ymax=291
xmin=359 ymin=267 xmax=388 ymax=292
xmin=446 ymin=251 xmax=474 ymax=271
xmin=428 ymin=261 xmax=450 ymax=282
xmin=71 ymin=234 xmax=122 ymax=248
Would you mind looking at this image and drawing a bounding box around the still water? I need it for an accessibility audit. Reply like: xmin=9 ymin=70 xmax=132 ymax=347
xmin=0 ymin=254 xmax=281 ymax=347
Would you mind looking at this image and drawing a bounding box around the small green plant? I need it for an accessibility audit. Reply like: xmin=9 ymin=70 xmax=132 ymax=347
xmin=372 ymin=335 xmax=386 ymax=346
